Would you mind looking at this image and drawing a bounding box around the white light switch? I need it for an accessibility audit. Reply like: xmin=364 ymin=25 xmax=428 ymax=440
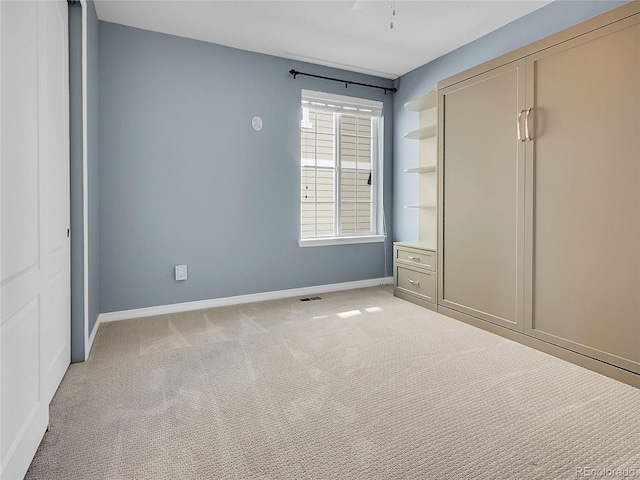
xmin=175 ymin=264 xmax=188 ymax=281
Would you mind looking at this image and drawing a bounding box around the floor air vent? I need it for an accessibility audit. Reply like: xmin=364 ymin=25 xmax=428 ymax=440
xmin=299 ymin=296 xmax=322 ymax=302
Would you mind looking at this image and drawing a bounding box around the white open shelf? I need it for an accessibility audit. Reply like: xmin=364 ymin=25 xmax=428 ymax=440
xmin=404 ymin=165 xmax=436 ymax=174
xmin=403 ymin=85 xmax=438 ymax=249
xmin=404 ymin=91 xmax=437 ymax=112
xmin=404 ymin=124 xmax=436 ymax=140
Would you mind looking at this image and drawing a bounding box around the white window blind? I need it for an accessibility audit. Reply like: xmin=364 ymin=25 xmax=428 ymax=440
xmin=300 ymin=90 xmax=383 ymax=243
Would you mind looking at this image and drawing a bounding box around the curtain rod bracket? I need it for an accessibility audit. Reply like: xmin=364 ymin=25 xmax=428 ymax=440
xmin=289 ymin=69 xmax=397 ymax=94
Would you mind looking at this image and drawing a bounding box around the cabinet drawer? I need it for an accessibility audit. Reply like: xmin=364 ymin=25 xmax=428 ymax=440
xmin=396 ymin=265 xmax=436 ymax=302
xmin=395 ymin=247 xmax=435 ymax=270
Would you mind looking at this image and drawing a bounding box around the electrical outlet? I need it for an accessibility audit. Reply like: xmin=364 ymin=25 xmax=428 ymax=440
xmin=175 ymin=264 xmax=188 ymax=281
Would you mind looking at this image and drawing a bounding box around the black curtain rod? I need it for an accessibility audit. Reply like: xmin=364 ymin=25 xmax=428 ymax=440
xmin=289 ymin=69 xmax=397 ymax=94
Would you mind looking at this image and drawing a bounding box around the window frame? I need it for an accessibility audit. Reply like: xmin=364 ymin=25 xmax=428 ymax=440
xmin=298 ymin=90 xmax=385 ymax=247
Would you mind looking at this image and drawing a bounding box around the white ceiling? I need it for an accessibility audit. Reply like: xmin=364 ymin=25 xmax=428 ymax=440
xmin=94 ymin=0 xmax=552 ymax=79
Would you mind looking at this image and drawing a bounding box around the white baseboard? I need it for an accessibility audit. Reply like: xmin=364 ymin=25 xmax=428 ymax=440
xmin=85 ymin=317 xmax=101 ymax=361
xmin=98 ymin=277 xmax=394 ymax=323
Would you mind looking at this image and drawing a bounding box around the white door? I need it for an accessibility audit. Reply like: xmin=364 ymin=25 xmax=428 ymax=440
xmin=0 ymin=1 xmax=70 ymax=478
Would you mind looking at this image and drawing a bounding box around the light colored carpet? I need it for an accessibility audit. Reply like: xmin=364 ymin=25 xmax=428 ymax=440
xmin=26 ymin=286 xmax=640 ymax=479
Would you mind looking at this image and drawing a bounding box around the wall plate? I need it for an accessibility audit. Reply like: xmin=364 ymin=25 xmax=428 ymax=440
xmin=251 ymin=116 xmax=263 ymax=131
xmin=175 ymin=264 xmax=188 ymax=281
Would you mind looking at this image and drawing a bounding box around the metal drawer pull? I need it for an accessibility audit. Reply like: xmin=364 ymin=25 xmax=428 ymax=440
xmin=525 ymin=108 xmax=534 ymax=141
xmin=408 ymin=279 xmax=420 ymax=286
xmin=408 ymin=256 xmax=421 ymax=261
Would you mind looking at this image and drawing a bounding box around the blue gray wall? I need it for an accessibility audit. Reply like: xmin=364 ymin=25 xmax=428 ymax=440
xmin=96 ymin=1 xmax=624 ymax=316
xmin=393 ymin=0 xmax=627 ymax=242
xmin=98 ymin=22 xmax=394 ymax=313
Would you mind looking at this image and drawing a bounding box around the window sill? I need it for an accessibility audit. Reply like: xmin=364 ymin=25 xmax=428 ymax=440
xmin=298 ymin=235 xmax=386 ymax=248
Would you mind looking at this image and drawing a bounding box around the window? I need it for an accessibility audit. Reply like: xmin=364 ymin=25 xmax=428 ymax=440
xmin=299 ymin=90 xmax=384 ymax=247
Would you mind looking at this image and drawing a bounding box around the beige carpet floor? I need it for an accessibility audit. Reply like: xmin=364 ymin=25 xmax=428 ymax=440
xmin=26 ymin=286 xmax=640 ymax=479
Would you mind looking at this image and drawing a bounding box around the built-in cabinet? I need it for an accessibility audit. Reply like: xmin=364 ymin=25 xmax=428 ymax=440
xmin=438 ymin=3 xmax=640 ymax=384
xmin=394 ymin=88 xmax=438 ymax=308
xmin=394 ymin=243 xmax=436 ymax=310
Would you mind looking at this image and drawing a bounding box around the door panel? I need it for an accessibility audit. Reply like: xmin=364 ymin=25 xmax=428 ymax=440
xmin=1 ymin=300 xmax=41 ymax=461
xmin=525 ymin=18 xmax=640 ymax=373
xmin=0 ymin=2 xmax=39 ymax=283
xmin=439 ymin=60 xmax=526 ymax=331
xmin=0 ymin=2 xmax=49 ymax=478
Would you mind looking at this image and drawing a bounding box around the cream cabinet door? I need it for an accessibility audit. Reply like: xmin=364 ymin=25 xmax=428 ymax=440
xmin=524 ymin=16 xmax=640 ymax=374
xmin=439 ymin=60 xmax=526 ymax=331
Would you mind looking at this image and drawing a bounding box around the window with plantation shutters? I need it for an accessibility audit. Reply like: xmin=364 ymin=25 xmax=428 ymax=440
xmin=299 ymin=90 xmax=383 ymax=246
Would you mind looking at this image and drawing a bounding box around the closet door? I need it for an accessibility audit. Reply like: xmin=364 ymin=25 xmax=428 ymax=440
xmin=0 ymin=3 xmax=49 ymax=478
xmin=439 ymin=60 xmax=526 ymax=331
xmin=1 ymin=1 xmax=70 ymax=478
xmin=525 ymin=16 xmax=640 ymax=373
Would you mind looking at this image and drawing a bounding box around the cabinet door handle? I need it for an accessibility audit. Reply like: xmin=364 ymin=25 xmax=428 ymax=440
xmin=408 ymin=279 xmax=420 ymax=286
xmin=517 ymin=110 xmax=526 ymax=142
xmin=408 ymin=256 xmax=421 ymax=261
xmin=525 ymin=108 xmax=534 ymax=141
